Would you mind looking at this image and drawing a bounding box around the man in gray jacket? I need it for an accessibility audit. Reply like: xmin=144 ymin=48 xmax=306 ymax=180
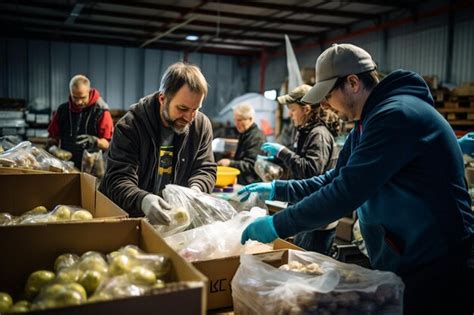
xmin=100 ymin=62 xmax=216 ymax=225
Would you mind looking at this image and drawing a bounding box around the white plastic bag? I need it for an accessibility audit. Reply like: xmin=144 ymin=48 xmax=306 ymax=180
xmin=232 ymin=249 xmax=404 ymax=315
xmin=165 ymin=208 xmax=267 ymax=262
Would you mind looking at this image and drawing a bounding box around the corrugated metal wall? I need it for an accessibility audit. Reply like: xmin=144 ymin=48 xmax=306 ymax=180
xmin=0 ymin=39 xmax=247 ymax=119
xmin=249 ymin=8 xmax=473 ymax=92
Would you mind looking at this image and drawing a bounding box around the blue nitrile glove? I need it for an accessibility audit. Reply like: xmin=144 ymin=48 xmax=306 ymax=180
xmin=241 ymin=215 xmax=279 ymax=244
xmin=261 ymin=142 xmax=285 ymax=158
xmin=237 ymin=181 xmax=275 ymax=202
xmin=458 ymin=132 xmax=474 ymax=156
xmin=256 ymin=154 xmax=276 ymax=162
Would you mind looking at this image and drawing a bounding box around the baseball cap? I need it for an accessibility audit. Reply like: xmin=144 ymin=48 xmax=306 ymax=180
xmin=302 ymin=43 xmax=376 ymax=104
xmin=277 ymin=84 xmax=312 ymax=105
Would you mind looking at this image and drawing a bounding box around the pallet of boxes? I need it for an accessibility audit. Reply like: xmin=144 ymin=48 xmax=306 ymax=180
xmin=432 ymin=80 xmax=474 ymax=129
xmin=0 ymin=173 xmax=208 ymax=314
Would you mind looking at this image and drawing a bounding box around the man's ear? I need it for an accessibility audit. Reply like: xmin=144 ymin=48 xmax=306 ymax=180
xmin=158 ymin=92 xmax=165 ymax=106
xmin=347 ymin=74 xmax=361 ymax=92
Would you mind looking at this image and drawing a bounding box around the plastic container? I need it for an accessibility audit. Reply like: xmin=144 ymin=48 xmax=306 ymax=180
xmin=215 ymin=166 xmax=240 ymax=187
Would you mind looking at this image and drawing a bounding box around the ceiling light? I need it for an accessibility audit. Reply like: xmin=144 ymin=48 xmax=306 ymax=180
xmin=185 ymin=35 xmax=199 ymax=41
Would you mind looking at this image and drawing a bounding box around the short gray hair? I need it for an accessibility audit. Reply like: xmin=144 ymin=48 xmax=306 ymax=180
xmin=234 ymin=102 xmax=254 ymax=119
xmin=159 ymin=62 xmax=208 ymax=100
xmin=69 ymin=75 xmax=90 ymax=92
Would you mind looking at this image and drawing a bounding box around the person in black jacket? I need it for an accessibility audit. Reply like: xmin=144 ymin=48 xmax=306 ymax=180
xmin=99 ymin=62 xmax=216 ymax=226
xmin=261 ymin=84 xmax=341 ymax=255
xmin=217 ymin=102 xmax=266 ymax=185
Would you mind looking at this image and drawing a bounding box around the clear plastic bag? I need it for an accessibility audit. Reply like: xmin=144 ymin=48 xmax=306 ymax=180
xmin=0 ymin=141 xmax=76 ymax=173
xmin=164 ymin=207 xmax=267 ymax=262
xmin=0 ymin=205 xmax=94 ymax=225
xmin=153 ymin=207 xmax=191 ymax=237
xmin=48 ymin=145 xmax=72 ymax=161
xmin=81 ymin=150 xmax=105 ymax=178
xmin=232 ymin=250 xmax=404 ymax=315
xmin=255 ymin=156 xmax=283 ymax=182
xmin=161 ymin=184 xmax=237 ymax=230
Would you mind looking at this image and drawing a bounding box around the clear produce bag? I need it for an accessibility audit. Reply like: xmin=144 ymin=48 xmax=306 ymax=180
xmin=165 ymin=207 xmax=267 ymax=262
xmin=254 ymin=155 xmax=283 ymax=182
xmin=232 ymin=249 xmax=404 ymax=315
xmin=161 ymin=184 xmax=237 ymax=230
xmin=0 ymin=141 xmax=76 ymax=172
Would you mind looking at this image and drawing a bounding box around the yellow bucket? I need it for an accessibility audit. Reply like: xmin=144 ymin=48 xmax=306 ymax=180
xmin=215 ymin=166 xmax=240 ymax=187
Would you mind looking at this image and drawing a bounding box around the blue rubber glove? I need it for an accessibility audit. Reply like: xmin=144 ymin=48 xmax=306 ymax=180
xmin=241 ymin=215 xmax=279 ymax=244
xmin=256 ymin=154 xmax=276 ymax=162
xmin=458 ymin=132 xmax=474 ymax=156
xmin=261 ymin=142 xmax=285 ymax=158
xmin=237 ymin=181 xmax=275 ymax=202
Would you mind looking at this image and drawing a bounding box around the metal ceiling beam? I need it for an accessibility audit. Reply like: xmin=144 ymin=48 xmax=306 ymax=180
xmin=344 ymin=1 xmax=417 ymax=9
xmin=98 ymin=0 xmax=344 ymax=29
xmin=1 ymin=2 xmax=319 ymax=37
xmin=0 ymin=9 xmax=284 ymax=45
xmin=0 ymin=28 xmax=258 ymax=56
xmin=0 ymin=16 xmax=276 ymax=50
xmin=208 ymin=0 xmax=378 ymax=19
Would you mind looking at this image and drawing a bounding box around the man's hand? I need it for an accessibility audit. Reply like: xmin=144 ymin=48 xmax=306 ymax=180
xmin=241 ymin=216 xmax=279 ymax=244
xmin=76 ymin=134 xmax=98 ymax=150
xmin=141 ymin=194 xmax=172 ymax=225
xmin=237 ymin=182 xmax=275 ymax=202
xmin=458 ymin=132 xmax=474 ymax=156
xmin=217 ymin=158 xmax=231 ymax=167
xmin=261 ymin=142 xmax=285 ymax=158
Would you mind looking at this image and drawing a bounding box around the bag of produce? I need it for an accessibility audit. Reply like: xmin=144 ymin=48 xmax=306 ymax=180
xmin=232 ymin=249 xmax=404 ymax=315
xmin=254 ymin=155 xmax=283 ymax=182
xmin=0 ymin=141 xmax=76 ymax=173
xmin=164 ymin=207 xmax=268 ymax=262
xmin=81 ymin=150 xmax=105 ymax=179
xmin=161 ymin=184 xmax=237 ymax=231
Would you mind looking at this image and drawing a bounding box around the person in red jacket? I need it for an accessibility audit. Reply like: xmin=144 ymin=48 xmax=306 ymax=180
xmin=47 ymin=75 xmax=114 ymax=168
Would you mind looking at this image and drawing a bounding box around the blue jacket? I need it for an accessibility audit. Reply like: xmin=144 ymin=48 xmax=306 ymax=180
xmin=273 ymin=70 xmax=473 ymax=274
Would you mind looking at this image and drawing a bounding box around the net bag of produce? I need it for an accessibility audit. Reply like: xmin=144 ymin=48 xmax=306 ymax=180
xmin=232 ymin=249 xmax=404 ymax=315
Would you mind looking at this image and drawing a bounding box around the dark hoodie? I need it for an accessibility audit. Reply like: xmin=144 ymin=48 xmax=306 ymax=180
xmin=99 ymin=92 xmax=216 ymax=216
xmin=272 ymin=70 xmax=473 ymax=274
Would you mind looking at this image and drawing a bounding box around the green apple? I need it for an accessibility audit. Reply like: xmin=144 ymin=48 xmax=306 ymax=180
xmin=0 ymin=292 xmax=13 ymax=312
xmin=24 ymin=270 xmax=55 ymax=300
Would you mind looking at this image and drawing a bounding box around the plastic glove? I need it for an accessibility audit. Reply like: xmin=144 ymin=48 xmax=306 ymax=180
xmin=261 ymin=142 xmax=285 ymax=158
xmin=76 ymin=134 xmax=98 ymax=150
xmin=237 ymin=181 xmax=275 ymax=202
xmin=458 ymin=132 xmax=474 ymax=156
xmin=141 ymin=194 xmax=172 ymax=225
xmin=241 ymin=215 xmax=279 ymax=244
xmin=256 ymin=154 xmax=276 ymax=162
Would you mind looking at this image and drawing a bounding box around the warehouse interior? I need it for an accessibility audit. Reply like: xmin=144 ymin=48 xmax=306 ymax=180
xmin=0 ymin=0 xmax=473 ymax=314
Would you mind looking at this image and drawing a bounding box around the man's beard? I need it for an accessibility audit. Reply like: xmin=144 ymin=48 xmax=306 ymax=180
xmin=162 ymin=101 xmax=190 ymax=135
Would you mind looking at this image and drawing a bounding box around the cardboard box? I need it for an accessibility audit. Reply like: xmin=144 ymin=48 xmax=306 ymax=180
xmin=0 ymin=219 xmax=207 ymax=314
xmin=193 ymin=239 xmax=302 ymax=310
xmin=336 ymin=217 xmax=356 ymax=242
xmin=0 ymin=173 xmax=127 ymax=221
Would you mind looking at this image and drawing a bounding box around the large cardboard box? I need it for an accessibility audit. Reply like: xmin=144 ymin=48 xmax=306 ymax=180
xmin=0 ymin=219 xmax=207 ymax=314
xmin=193 ymin=239 xmax=301 ymax=310
xmin=0 ymin=173 xmax=127 ymax=221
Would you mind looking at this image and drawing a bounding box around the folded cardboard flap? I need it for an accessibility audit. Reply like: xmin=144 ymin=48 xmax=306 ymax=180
xmin=0 ymin=219 xmax=207 ymax=314
xmin=0 ymin=173 xmax=127 ymax=219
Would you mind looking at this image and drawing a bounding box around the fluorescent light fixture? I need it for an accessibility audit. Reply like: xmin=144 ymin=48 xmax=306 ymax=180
xmin=264 ymin=90 xmax=277 ymax=100
xmin=185 ymin=35 xmax=199 ymax=41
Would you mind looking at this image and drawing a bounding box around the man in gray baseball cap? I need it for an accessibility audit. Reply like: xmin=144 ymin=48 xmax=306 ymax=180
xmin=239 ymin=43 xmax=473 ymax=314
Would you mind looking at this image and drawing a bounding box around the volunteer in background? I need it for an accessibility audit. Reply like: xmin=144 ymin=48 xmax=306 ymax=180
xmin=260 ymin=84 xmax=340 ymax=255
xmin=47 ymin=75 xmax=113 ymax=168
xmin=239 ymin=43 xmax=473 ymax=314
xmin=100 ymin=62 xmax=216 ymax=226
xmin=217 ymin=102 xmax=266 ymax=185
